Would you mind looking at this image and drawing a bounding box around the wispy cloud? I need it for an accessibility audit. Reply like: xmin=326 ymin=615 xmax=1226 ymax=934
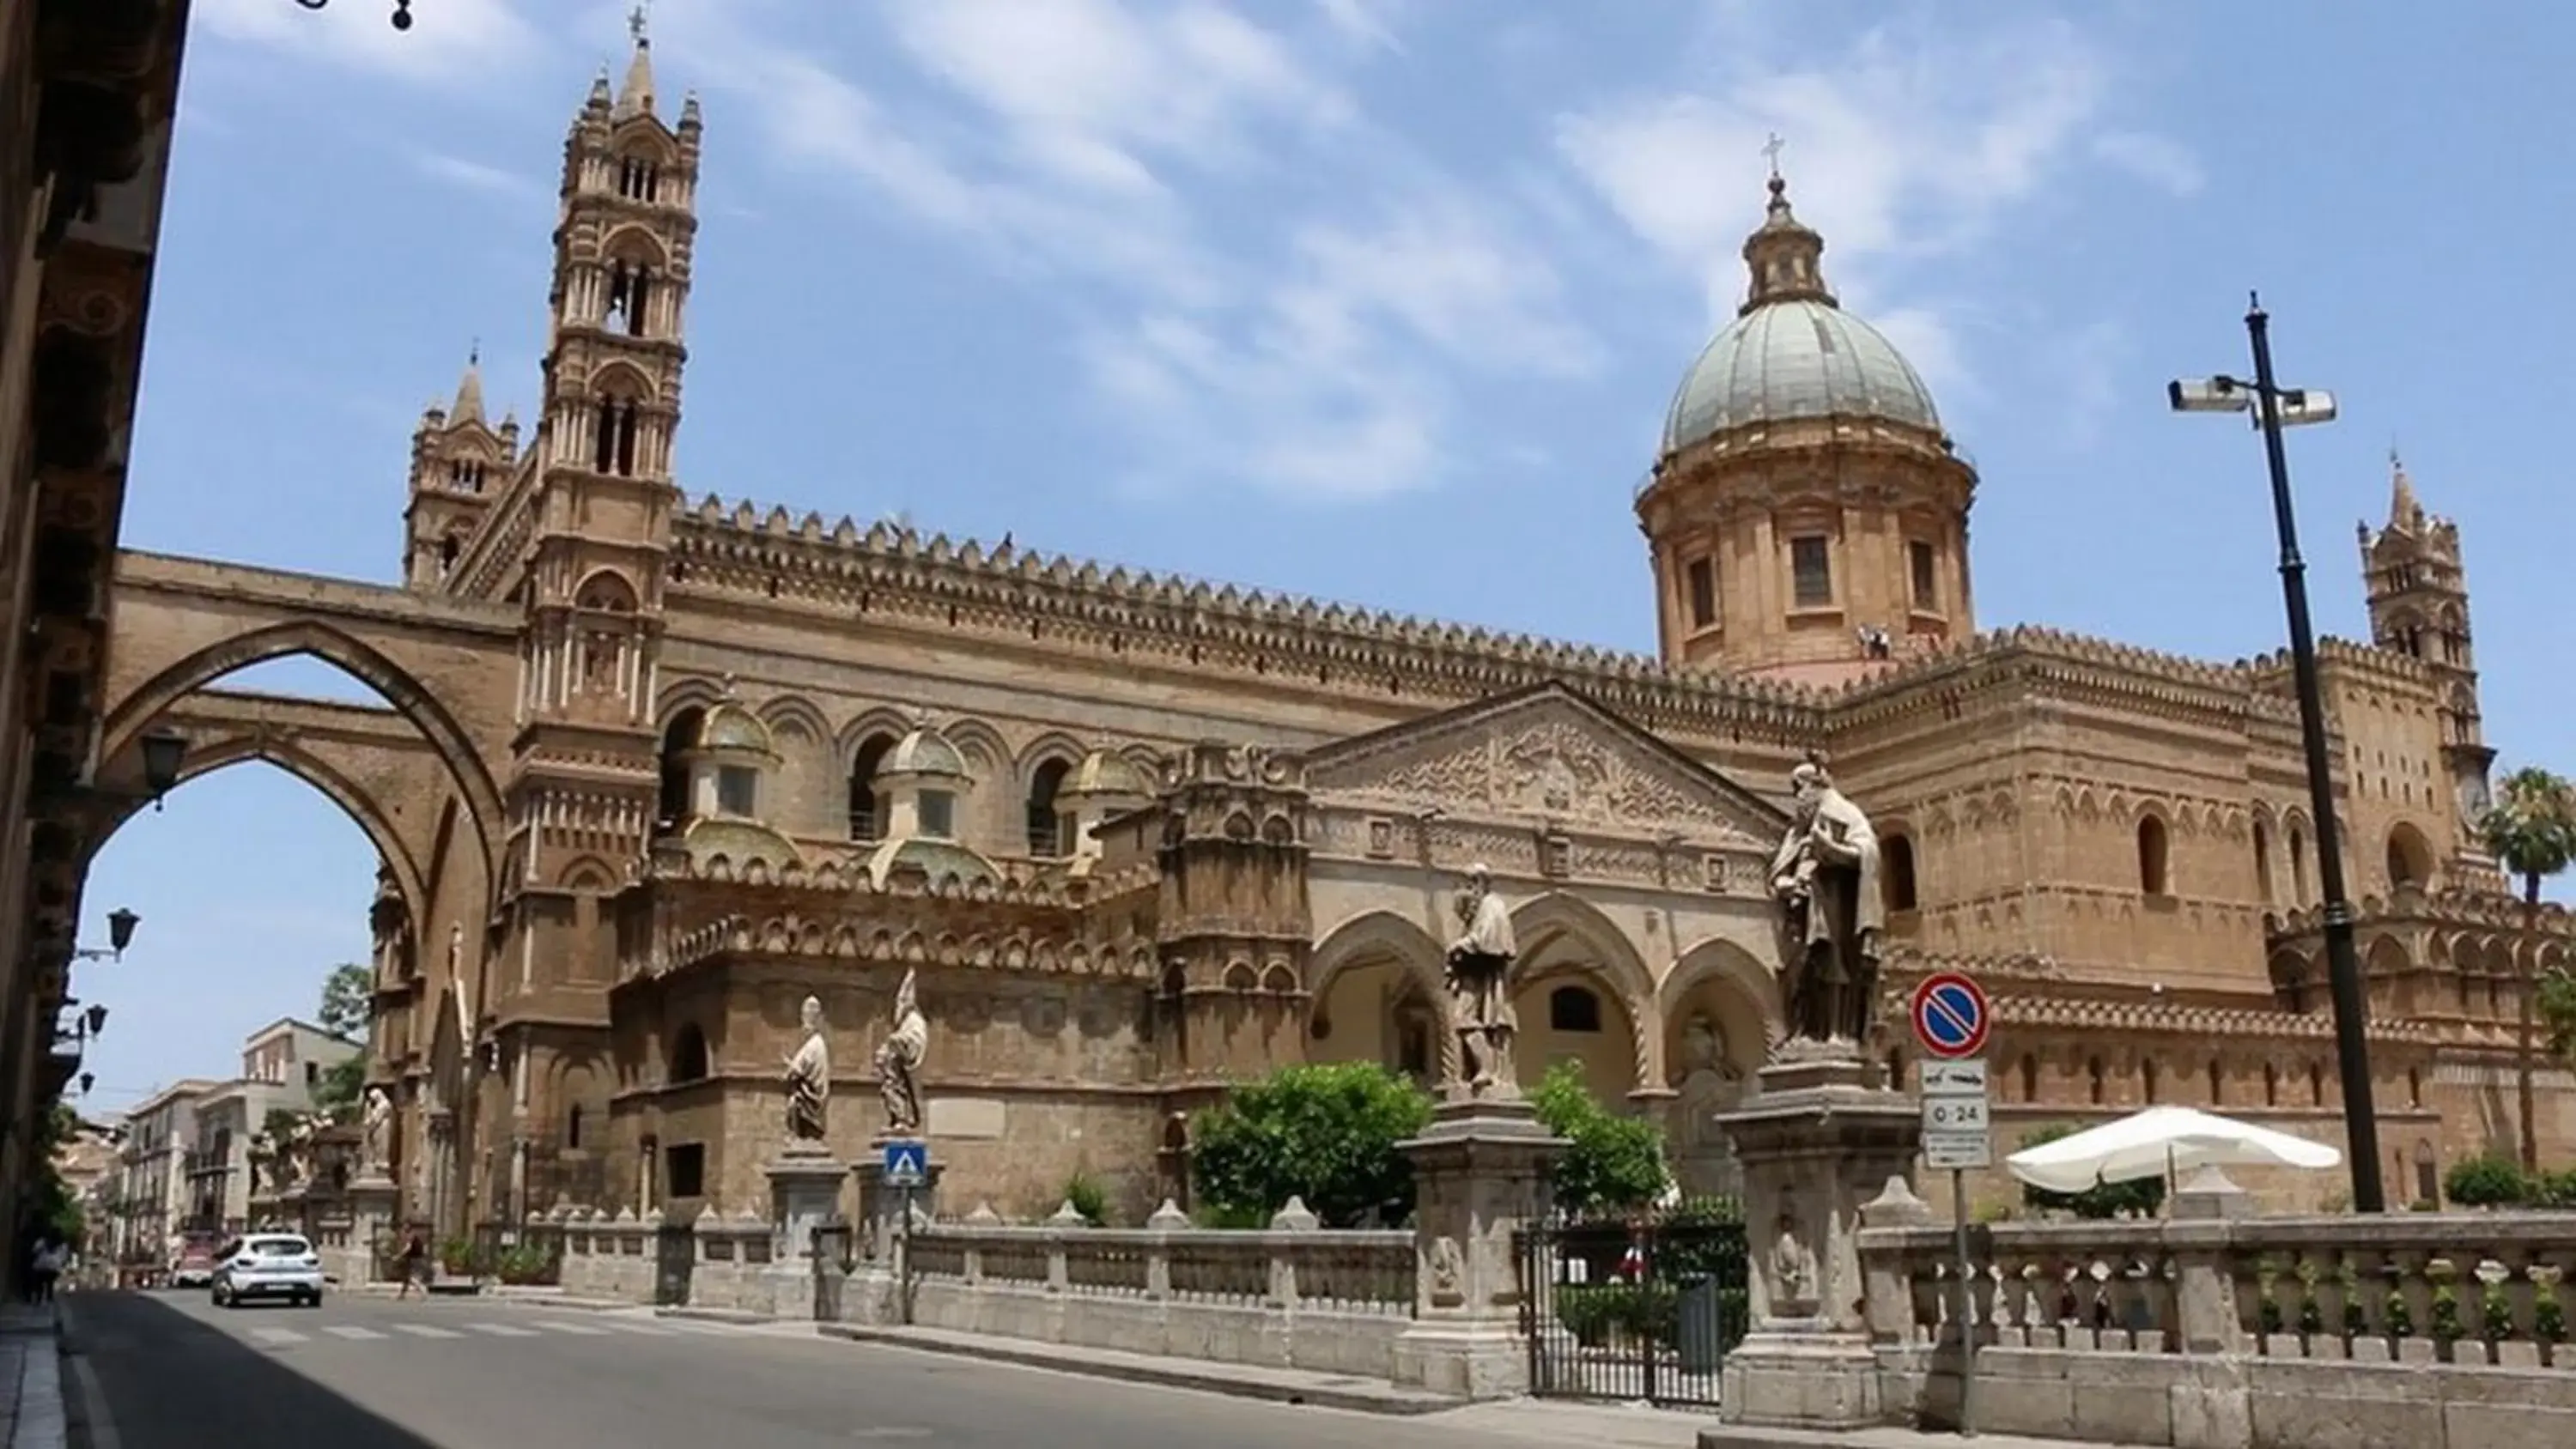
xmin=194 ymin=0 xmax=545 ymax=84
xmin=1553 ymin=15 xmax=2193 ymax=412
xmin=653 ymin=0 xmax=1589 ymax=501
xmin=410 ymin=150 xmax=544 ymax=202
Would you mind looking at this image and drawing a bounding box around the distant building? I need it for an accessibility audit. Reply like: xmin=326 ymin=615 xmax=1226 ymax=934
xmin=182 ymin=1019 xmax=360 ymax=1234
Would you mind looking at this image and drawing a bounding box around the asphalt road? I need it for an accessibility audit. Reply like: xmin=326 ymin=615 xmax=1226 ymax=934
xmin=56 ymin=1290 xmax=1703 ymax=1449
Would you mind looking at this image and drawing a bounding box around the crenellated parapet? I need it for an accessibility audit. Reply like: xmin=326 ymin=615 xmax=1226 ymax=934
xmin=664 ymin=496 xmax=1827 ymax=741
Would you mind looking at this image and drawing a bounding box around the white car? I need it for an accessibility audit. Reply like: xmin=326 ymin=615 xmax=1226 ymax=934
xmin=210 ymin=1234 xmax=326 ymax=1309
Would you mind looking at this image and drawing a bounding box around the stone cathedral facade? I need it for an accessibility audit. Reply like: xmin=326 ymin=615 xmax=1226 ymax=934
xmin=311 ymin=35 xmax=2570 ymax=1233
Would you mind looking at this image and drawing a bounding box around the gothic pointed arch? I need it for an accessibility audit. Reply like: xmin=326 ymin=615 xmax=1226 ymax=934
xmin=1510 ymin=890 xmax=1660 ymax=1089
xmin=1657 ymin=936 xmax=1783 ymax=1042
xmin=83 ymin=741 xmax=430 ymax=931
xmin=97 ymin=618 xmax=505 ymax=894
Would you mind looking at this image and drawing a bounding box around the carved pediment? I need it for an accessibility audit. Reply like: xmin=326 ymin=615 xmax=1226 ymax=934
xmin=1304 ymin=682 xmax=1787 ymax=845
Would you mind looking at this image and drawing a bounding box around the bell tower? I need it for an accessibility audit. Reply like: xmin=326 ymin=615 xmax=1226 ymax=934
xmin=403 ymin=351 xmax=518 ymax=591
xmin=2360 ymin=452 xmax=2495 ymax=840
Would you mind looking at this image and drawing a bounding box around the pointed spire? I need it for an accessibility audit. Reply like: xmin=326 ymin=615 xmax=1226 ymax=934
xmin=2385 ymin=446 xmax=2421 ymax=534
xmin=451 ymin=343 xmax=486 ymax=427
xmin=615 ymin=3 xmax=655 ymax=119
xmin=1738 ymin=137 xmax=1837 ymax=316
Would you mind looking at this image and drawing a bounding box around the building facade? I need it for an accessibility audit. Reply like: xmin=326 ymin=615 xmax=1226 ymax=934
xmin=0 ymin=0 xmax=194 ymax=1294
xmin=105 ymin=1078 xmax=213 ymax=1270
xmin=182 ymin=1019 xmax=360 ymax=1234
xmin=82 ymin=33 xmax=2576 ymax=1238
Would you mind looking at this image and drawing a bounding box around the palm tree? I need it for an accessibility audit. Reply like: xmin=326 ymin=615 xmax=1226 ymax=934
xmin=2476 ymin=766 xmax=2576 ymax=1173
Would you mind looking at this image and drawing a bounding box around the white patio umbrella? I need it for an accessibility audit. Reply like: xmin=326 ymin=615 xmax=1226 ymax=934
xmin=2004 ymin=1105 xmax=2343 ymax=1195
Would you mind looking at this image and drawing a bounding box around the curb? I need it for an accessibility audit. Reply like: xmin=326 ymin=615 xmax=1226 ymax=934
xmin=656 ymin=1307 xmax=773 ymax=1325
xmin=814 ymin=1323 xmax=1460 ymax=1416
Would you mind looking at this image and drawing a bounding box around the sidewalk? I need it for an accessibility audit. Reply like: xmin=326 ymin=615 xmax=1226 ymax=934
xmin=0 ymin=1303 xmax=64 ymax=1449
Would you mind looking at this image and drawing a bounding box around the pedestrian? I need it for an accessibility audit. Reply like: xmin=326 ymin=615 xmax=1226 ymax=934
xmin=394 ymin=1228 xmax=427 ymax=1299
xmin=27 ymin=1239 xmax=61 ymax=1305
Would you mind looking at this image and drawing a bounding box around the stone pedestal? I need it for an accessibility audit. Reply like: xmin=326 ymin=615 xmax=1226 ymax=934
xmin=345 ymin=1175 xmax=400 ymax=1285
xmin=1709 ymin=1049 xmax=1921 ymax=1434
xmin=766 ymin=1151 xmax=848 ymax=1264
xmin=853 ymin=1136 xmax=941 ymax=1265
xmin=1390 ymin=1098 xmax=1567 ymax=1401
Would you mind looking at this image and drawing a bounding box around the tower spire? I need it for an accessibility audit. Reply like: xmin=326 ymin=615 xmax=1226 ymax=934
xmin=615 ymin=3 xmax=655 ymax=118
xmin=1738 ymin=139 xmax=1836 ymax=316
xmin=452 ymin=342 xmax=484 ymax=426
xmin=2385 ymin=446 xmax=2421 ymax=533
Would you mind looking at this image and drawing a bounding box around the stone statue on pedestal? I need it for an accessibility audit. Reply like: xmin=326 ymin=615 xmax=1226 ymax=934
xmin=874 ymin=969 xmax=927 ymax=1136
xmin=1766 ymin=752 xmax=1886 ymax=1050
xmin=1443 ymin=864 xmax=1520 ymax=1100
xmin=782 ymin=995 xmax=830 ymax=1148
xmin=361 ymin=1087 xmax=393 ymax=1176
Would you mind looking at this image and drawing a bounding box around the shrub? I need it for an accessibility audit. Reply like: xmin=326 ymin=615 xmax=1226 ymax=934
xmin=2015 ymin=1125 xmax=2166 ymax=1220
xmin=1531 ymin=1061 xmax=1670 ymax=1216
xmin=2443 ymin=1155 xmax=2531 ymax=1209
xmin=1191 ymin=1061 xmax=1434 ymax=1228
xmin=1060 ymin=1171 xmax=1109 ymax=1227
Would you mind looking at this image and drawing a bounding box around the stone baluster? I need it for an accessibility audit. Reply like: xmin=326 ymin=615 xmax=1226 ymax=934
xmin=1266 ymin=1195 xmax=1317 ymax=1309
xmin=1145 ymin=1198 xmax=1188 ymax=1300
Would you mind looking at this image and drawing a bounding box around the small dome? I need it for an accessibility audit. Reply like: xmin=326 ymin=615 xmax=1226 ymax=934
xmin=692 ymin=701 xmax=775 ymax=756
xmin=680 ymin=815 xmax=802 ymax=870
xmin=862 ymin=835 xmax=998 ymax=891
xmin=1060 ymin=749 xmax=1153 ymax=802
xmin=1660 ymin=298 xmax=1940 ymax=454
xmin=877 ymin=724 xmax=969 ymax=782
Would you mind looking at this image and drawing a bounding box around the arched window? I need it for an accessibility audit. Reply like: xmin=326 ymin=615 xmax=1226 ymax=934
xmin=1026 ymin=758 xmax=1071 ymax=856
xmin=2252 ymin=819 xmax=2273 ymax=904
xmin=1881 ymin=834 xmax=1918 ymax=912
xmin=847 ymin=733 xmax=896 ymax=842
xmin=655 ymin=707 xmax=703 ymax=833
xmin=2136 ymin=815 xmax=2171 ymax=895
xmin=667 ymin=1024 xmax=710 ymax=1084
xmin=1548 ymin=985 xmax=1602 ymax=1034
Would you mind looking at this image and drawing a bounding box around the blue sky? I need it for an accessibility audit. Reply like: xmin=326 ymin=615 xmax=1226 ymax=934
xmin=75 ymin=0 xmax=2574 ymax=1116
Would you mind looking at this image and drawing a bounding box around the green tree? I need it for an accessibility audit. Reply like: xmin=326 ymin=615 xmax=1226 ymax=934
xmin=318 ymin=961 xmax=374 ymax=1041
xmin=313 ymin=1054 xmax=367 ymax=1119
xmin=1530 ymin=1060 xmax=1669 ymax=1216
xmin=2476 ymin=766 xmax=2576 ymax=1172
xmin=1190 ymin=1062 xmax=1434 ymax=1228
xmin=2016 ymin=1124 xmax=2166 ymax=1220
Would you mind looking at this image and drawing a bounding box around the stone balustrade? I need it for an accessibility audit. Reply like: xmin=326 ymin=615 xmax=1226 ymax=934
xmin=1854 ymin=1171 xmax=2576 ymax=1448
xmin=817 ymin=1196 xmax=1417 ymax=1379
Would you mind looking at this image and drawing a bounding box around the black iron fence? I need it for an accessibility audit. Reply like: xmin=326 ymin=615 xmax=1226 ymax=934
xmin=1517 ymin=1201 xmax=1750 ymax=1410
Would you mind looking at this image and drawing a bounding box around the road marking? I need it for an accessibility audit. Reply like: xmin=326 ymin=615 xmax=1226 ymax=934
xmin=395 ymin=1325 xmax=465 ymax=1339
xmin=323 ymin=1325 xmax=388 ymax=1341
xmin=248 ymin=1327 xmax=308 ymax=1346
xmin=537 ymin=1319 xmax=611 ymax=1336
xmin=465 ymin=1322 xmax=540 ymax=1337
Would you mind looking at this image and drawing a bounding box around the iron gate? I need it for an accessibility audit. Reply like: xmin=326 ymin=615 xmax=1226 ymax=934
xmin=1518 ymin=1204 xmax=1750 ymax=1409
xmin=653 ymin=1222 xmax=696 ymax=1307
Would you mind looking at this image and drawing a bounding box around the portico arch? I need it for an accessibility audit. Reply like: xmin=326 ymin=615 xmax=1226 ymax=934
xmin=1307 ymin=910 xmax=1452 ymax=1084
xmin=96 ymin=618 xmax=506 ymax=899
xmin=1510 ymin=891 xmax=1658 ymax=1100
xmin=81 ymin=739 xmax=429 ymax=931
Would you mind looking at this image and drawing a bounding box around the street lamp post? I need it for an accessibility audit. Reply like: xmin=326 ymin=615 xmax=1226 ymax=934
xmin=2168 ymin=292 xmax=2387 ymax=1215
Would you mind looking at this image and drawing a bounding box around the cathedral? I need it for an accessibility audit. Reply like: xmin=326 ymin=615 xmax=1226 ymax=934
xmin=349 ymin=32 xmax=2567 ymax=1232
